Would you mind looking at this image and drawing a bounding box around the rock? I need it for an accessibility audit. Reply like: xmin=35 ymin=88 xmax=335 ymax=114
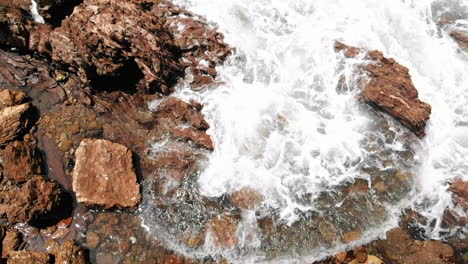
xmin=164 ymin=254 xmax=184 ymax=264
xmin=0 ymin=176 xmax=63 ymax=225
xmin=376 ymin=228 xmax=454 ymax=264
xmin=2 ymin=230 xmax=22 ymax=258
xmin=7 ymin=251 xmax=51 ymax=264
xmin=450 ymin=31 xmax=468 ymax=52
xmin=342 ymin=230 xmax=362 ymax=243
xmin=86 ymin=231 xmax=101 ymax=249
xmin=34 ymin=0 xmax=230 ymax=93
xmin=0 ymin=90 xmax=27 ymax=108
xmin=72 ymin=139 xmax=141 ymax=209
xmin=448 ymin=178 xmax=468 ymax=209
xmin=0 ymin=103 xmax=34 ymax=146
xmin=55 ymin=239 xmax=87 ymax=264
xmin=3 ymin=141 xmax=43 ymax=183
xmin=335 ymin=42 xmax=431 ymax=137
xmin=0 ymin=0 xmax=34 ymax=49
xmin=208 ymin=214 xmax=239 ymax=248
xmin=230 ymin=188 xmax=263 ymax=209
xmin=353 ymin=246 xmax=368 ymax=263
xmin=350 ymin=255 xmax=383 ymax=264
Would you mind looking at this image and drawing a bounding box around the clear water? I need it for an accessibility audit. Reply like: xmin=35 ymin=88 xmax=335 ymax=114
xmin=142 ymin=0 xmax=468 ymax=262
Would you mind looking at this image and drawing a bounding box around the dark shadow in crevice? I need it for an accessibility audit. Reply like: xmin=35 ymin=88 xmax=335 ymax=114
xmin=44 ymin=0 xmax=84 ymax=28
xmin=88 ymin=60 xmax=145 ymax=94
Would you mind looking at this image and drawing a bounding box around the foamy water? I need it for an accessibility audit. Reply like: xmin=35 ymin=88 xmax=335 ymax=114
xmin=143 ymin=0 xmax=468 ymax=262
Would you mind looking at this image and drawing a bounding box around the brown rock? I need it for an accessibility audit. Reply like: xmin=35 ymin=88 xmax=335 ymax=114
xmin=2 ymin=230 xmax=22 ymax=258
xmin=86 ymin=231 xmax=101 ymax=249
xmin=450 ymin=31 xmax=468 ymax=52
xmin=7 ymin=251 xmax=51 ymax=264
xmin=208 ymin=214 xmax=239 ymax=248
xmin=164 ymin=254 xmax=184 ymax=264
xmin=72 ymin=139 xmax=141 ymax=209
xmin=3 ymin=141 xmax=43 ymax=183
xmin=353 ymin=246 xmax=368 ymax=263
xmin=0 ymin=176 xmax=63 ymax=224
xmin=0 ymin=103 xmax=34 ymax=146
xmin=376 ymin=228 xmax=454 ymax=264
xmin=231 ymin=188 xmax=263 ymax=209
xmin=335 ymin=42 xmax=431 ymax=137
xmin=350 ymin=255 xmax=383 ymax=264
xmin=0 ymin=90 xmax=27 ymax=108
xmin=55 ymin=239 xmax=86 ymax=264
xmin=342 ymin=230 xmax=362 ymax=243
xmin=448 ymin=178 xmax=468 ymax=209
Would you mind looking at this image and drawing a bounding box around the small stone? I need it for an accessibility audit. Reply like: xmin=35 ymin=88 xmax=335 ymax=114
xmin=59 ymin=139 xmax=73 ymax=151
xmin=342 ymin=230 xmax=362 ymax=243
xmin=164 ymin=254 xmax=184 ymax=264
xmin=208 ymin=213 xmax=239 ymax=248
xmin=7 ymin=251 xmax=51 ymax=264
xmin=55 ymin=239 xmax=86 ymax=264
xmin=354 ymin=246 xmax=368 ymax=263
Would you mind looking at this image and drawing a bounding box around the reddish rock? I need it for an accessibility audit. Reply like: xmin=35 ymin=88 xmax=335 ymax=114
xmin=72 ymin=139 xmax=141 ymax=209
xmin=55 ymin=239 xmax=86 ymax=264
xmin=2 ymin=230 xmax=22 ymax=258
xmin=342 ymin=230 xmax=362 ymax=243
xmin=0 ymin=103 xmax=34 ymax=146
xmin=208 ymin=214 xmax=239 ymax=248
xmin=0 ymin=0 xmax=34 ymax=49
xmin=353 ymin=246 xmax=368 ymax=263
xmin=7 ymin=250 xmax=51 ymax=264
xmin=230 ymin=188 xmax=263 ymax=209
xmin=0 ymin=176 xmax=63 ymax=224
xmin=448 ymin=178 xmax=468 ymax=209
xmin=164 ymin=254 xmax=184 ymax=264
xmin=335 ymin=42 xmax=431 ymax=137
xmin=450 ymin=31 xmax=468 ymax=52
xmin=3 ymin=141 xmax=43 ymax=183
xmin=376 ymin=228 xmax=454 ymax=264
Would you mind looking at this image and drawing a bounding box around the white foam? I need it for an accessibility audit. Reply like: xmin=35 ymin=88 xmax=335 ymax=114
xmin=30 ymin=0 xmax=45 ymax=24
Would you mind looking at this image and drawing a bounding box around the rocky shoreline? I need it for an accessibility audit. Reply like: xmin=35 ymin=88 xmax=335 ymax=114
xmin=0 ymin=0 xmax=467 ymax=263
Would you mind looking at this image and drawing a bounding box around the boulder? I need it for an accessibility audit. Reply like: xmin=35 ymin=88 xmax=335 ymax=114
xmin=0 ymin=176 xmax=63 ymax=224
xmin=376 ymin=228 xmax=454 ymax=264
xmin=3 ymin=141 xmax=43 ymax=183
xmin=335 ymin=42 xmax=431 ymax=137
xmin=450 ymin=31 xmax=468 ymax=52
xmin=72 ymin=139 xmax=141 ymax=209
xmin=230 ymin=188 xmax=263 ymax=209
xmin=0 ymin=103 xmax=34 ymax=146
xmin=7 ymin=251 xmax=51 ymax=264
xmin=448 ymin=178 xmax=468 ymax=209
xmin=208 ymin=214 xmax=239 ymax=248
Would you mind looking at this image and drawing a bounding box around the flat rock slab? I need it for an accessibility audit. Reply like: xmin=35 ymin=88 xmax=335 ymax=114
xmin=335 ymin=42 xmax=431 ymax=137
xmin=72 ymin=139 xmax=141 ymax=209
xmin=0 ymin=103 xmax=34 ymax=146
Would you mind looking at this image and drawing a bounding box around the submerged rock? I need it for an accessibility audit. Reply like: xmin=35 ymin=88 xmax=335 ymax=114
xmin=208 ymin=214 xmax=240 ymax=248
xmin=335 ymin=42 xmax=431 ymax=137
xmin=54 ymin=239 xmax=87 ymax=264
xmin=3 ymin=141 xmax=43 ymax=183
xmin=72 ymin=139 xmax=141 ymax=209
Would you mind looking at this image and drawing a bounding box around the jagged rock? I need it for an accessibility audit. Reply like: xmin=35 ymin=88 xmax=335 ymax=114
xmin=55 ymin=239 xmax=86 ymax=264
xmin=7 ymin=251 xmax=51 ymax=264
xmin=335 ymin=42 xmax=431 ymax=137
xmin=450 ymin=31 xmax=468 ymax=52
xmin=449 ymin=178 xmax=468 ymax=209
xmin=2 ymin=230 xmax=22 ymax=258
xmin=0 ymin=0 xmax=35 ymax=49
xmin=0 ymin=176 xmax=63 ymax=224
xmin=3 ymin=141 xmax=43 ymax=183
xmin=0 ymin=90 xmax=27 ymax=108
xmin=230 ymin=188 xmax=263 ymax=209
xmin=0 ymin=103 xmax=34 ymax=146
xmin=72 ymin=139 xmax=141 ymax=209
xmin=376 ymin=228 xmax=454 ymax=264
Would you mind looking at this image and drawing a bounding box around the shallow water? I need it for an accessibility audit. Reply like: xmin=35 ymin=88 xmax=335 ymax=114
xmin=141 ymin=0 xmax=468 ymax=262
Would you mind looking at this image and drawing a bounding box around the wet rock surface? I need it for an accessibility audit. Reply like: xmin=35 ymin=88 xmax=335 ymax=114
xmin=450 ymin=31 xmax=468 ymax=52
xmin=7 ymin=250 xmax=51 ymax=264
xmin=73 ymin=139 xmax=141 ymax=209
xmin=335 ymin=42 xmax=432 ymax=137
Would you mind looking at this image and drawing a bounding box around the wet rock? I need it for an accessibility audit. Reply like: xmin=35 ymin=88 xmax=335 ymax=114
xmin=7 ymin=250 xmax=51 ymax=264
xmin=353 ymin=246 xmax=368 ymax=263
xmin=3 ymin=141 xmax=43 ymax=183
xmin=164 ymin=254 xmax=184 ymax=264
xmin=72 ymin=139 xmax=141 ymax=209
xmin=208 ymin=214 xmax=239 ymax=248
xmin=450 ymin=31 xmax=468 ymax=52
xmin=86 ymin=231 xmax=101 ymax=249
xmin=342 ymin=230 xmax=362 ymax=244
xmin=2 ymin=230 xmax=22 ymax=258
xmin=0 ymin=103 xmax=34 ymax=146
xmin=448 ymin=178 xmax=468 ymax=209
xmin=0 ymin=176 xmax=63 ymax=225
xmin=349 ymin=255 xmax=383 ymax=264
xmin=55 ymin=239 xmax=87 ymax=264
xmin=335 ymin=42 xmax=431 ymax=137
xmin=230 ymin=188 xmax=263 ymax=209
xmin=376 ymin=228 xmax=454 ymax=264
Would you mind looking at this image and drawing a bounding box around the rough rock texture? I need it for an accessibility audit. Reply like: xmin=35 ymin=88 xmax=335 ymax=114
xmin=443 ymin=178 xmax=468 ymax=229
xmin=335 ymin=42 xmax=432 ymax=137
xmin=208 ymin=214 xmax=239 ymax=248
xmin=230 ymin=188 xmax=263 ymax=209
xmin=449 ymin=178 xmax=468 ymax=210
xmin=450 ymin=31 xmax=468 ymax=52
xmin=7 ymin=251 xmax=51 ymax=264
xmin=0 ymin=102 xmax=34 ymax=146
xmin=376 ymin=228 xmax=454 ymax=264
xmin=0 ymin=176 xmax=63 ymax=224
xmin=55 ymin=239 xmax=87 ymax=264
xmin=72 ymin=139 xmax=141 ymax=209
xmin=23 ymin=0 xmax=229 ymax=93
xmin=0 ymin=90 xmax=27 ymax=108
xmin=3 ymin=141 xmax=43 ymax=183
xmin=2 ymin=230 xmax=22 ymax=258
xmin=0 ymin=0 xmax=35 ymax=49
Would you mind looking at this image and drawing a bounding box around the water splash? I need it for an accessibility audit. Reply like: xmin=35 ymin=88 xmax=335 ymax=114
xmin=30 ymin=0 xmax=45 ymax=24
